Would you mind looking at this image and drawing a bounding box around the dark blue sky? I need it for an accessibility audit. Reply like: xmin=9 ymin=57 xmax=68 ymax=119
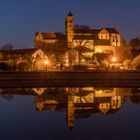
xmin=0 ymin=0 xmax=140 ymax=49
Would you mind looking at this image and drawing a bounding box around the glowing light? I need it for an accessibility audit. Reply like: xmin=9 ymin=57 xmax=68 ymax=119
xmin=112 ymin=57 xmax=117 ymax=62
xmin=66 ymin=59 xmax=69 ymax=66
xmin=82 ymin=59 xmax=85 ymax=62
xmin=44 ymin=60 xmax=49 ymax=65
xmin=95 ymin=48 xmax=102 ymax=53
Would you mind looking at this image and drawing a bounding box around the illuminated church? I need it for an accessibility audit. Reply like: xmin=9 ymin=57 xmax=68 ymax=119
xmin=34 ymin=11 xmax=123 ymax=53
xmin=0 ymin=11 xmax=130 ymax=71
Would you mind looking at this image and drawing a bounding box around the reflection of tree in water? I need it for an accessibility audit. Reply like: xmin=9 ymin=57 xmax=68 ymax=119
xmin=35 ymin=88 xmax=68 ymax=103
xmin=130 ymin=88 xmax=140 ymax=104
xmin=1 ymin=94 xmax=14 ymax=101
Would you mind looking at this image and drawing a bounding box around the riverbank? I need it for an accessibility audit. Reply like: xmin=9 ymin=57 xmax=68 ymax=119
xmin=0 ymin=71 xmax=140 ymax=88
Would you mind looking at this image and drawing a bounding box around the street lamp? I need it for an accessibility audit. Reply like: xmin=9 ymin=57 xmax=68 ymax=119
xmin=110 ymin=56 xmax=118 ymax=70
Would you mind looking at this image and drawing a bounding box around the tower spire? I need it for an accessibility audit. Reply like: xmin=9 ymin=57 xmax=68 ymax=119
xmin=67 ymin=11 xmax=73 ymax=17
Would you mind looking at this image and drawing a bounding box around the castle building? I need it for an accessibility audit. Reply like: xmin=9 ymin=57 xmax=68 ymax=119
xmin=0 ymin=12 xmax=128 ymax=71
xmin=34 ymin=11 xmax=123 ymax=54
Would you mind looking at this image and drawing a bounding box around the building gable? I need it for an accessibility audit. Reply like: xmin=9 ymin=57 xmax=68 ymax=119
xmin=99 ymin=28 xmax=109 ymax=34
xmin=98 ymin=28 xmax=110 ymax=40
xmin=104 ymin=28 xmax=119 ymax=34
xmin=36 ymin=33 xmax=44 ymax=40
xmin=32 ymin=48 xmax=48 ymax=59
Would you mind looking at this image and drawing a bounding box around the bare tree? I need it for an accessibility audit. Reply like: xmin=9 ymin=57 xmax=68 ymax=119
xmin=1 ymin=43 xmax=14 ymax=50
xmin=129 ymin=37 xmax=140 ymax=49
xmin=74 ymin=24 xmax=90 ymax=29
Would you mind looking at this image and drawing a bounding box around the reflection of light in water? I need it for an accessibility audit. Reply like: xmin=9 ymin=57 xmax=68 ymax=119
xmin=99 ymin=103 xmax=110 ymax=114
xmin=1 ymin=94 xmax=14 ymax=101
xmin=34 ymin=87 xmax=130 ymax=118
xmin=0 ymin=87 xmax=136 ymax=130
xmin=73 ymin=93 xmax=94 ymax=103
xmin=65 ymin=87 xmax=79 ymax=94
xmin=82 ymin=87 xmax=94 ymax=91
xmin=32 ymin=88 xmax=47 ymax=95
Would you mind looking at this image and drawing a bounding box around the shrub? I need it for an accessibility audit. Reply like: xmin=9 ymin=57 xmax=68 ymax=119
xmin=123 ymin=59 xmax=132 ymax=70
xmin=0 ymin=62 xmax=9 ymax=70
xmin=132 ymin=55 xmax=140 ymax=70
xmin=72 ymin=65 xmax=87 ymax=71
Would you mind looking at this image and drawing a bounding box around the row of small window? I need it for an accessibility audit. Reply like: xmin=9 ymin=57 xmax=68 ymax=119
xmin=100 ymin=35 xmax=119 ymax=41
xmin=100 ymin=35 xmax=109 ymax=39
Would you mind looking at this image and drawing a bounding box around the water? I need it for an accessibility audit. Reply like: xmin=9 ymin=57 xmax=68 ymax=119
xmin=0 ymin=87 xmax=140 ymax=140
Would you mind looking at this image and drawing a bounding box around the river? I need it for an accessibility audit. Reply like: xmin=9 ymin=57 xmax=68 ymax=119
xmin=0 ymin=87 xmax=140 ymax=140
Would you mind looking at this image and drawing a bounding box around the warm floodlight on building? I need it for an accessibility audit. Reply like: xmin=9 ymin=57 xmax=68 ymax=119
xmin=112 ymin=57 xmax=117 ymax=62
xmin=44 ymin=60 xmax=49 ymax=65
xmin=44 ymin=59 xmax=49 ymax=71
xmin=82 ymin=59 xmax=85 ymax=63
xmin=66 ymin=59 xmax=69 ymax=66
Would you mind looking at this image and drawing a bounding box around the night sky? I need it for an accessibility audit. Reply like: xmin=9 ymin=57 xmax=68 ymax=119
xmin=0 ymin=0 xmax=140 ymax=49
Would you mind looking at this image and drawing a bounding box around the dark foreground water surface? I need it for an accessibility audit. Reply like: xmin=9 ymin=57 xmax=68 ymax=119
xmin=0 ymin=87 xmax=140 ymax=140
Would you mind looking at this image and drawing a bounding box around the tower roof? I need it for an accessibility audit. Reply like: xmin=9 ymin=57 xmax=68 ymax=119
xmin=67 ymin=11 xmax=73 ymax=16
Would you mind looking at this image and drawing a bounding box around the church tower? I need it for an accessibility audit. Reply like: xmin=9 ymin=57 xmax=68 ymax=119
xmin=65 ymin=11 xmax=74 ymax=48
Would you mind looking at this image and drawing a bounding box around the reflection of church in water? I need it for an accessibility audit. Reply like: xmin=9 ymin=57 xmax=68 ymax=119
xmin=33 ymin=87 xmax=132 ymax=129
xmin=0 ymin=87 xmax=133 ymax=129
